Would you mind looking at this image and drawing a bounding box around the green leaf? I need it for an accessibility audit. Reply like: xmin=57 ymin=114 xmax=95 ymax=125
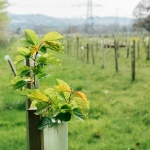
xmin=34 ymin=102 xmax=48 ymax=115
xmin=17 ymin=47 xmax=31 ymax=58
xmin=72 ymin=97 xmax=89 ymax=118
xmin=39 ymin=45 xmax=47 ymax=53
xmin=37 ymin=73 xmax=50 ymax=79
xmin=57 ymin=112 xmax=71 ymax=122
xmin=56 ymin=79 xmax=67 ymax=85
xmin=37 ymin=54 xmax=61 ymax=67
xmin=28 ymin=89 xmax=49 ymax=102
xmin=57 ymin=92 xmax=67 ymax=101
xmin=25 ymin=29 xmax=39 ymax=45
xmin=49 ymin=94 xmax=59 ymax=106
xmin=72 ymin=97 xmax=89 ymax=110
xmin=17 ymin=39 xmax=35 ymax=47
xmin=44 ymin=88 xmax=54 ymax=95
xmin=47 ymin=56 xmax=62 ymax=67
xmin=30 ymin=100 xmax=37 ymax=107
xmin=70 ymin=100 xmax=78 ymax=109
xmin=73 ymin=108 xmax=85 ymax=120
xmin=57 ymin=92 xmax=70 ymax=101
xmin=13 ymin=80 xmax=27 ymax=89
xmin=43 ymin=53 xmax=55 ymax=57
xmin=17 ymin=66 xmax=30 ymax=77
xmin=60 ymin=104 xmax=72 ymax=112
xmin=33 ymin=65 xmax=43 ymax=75
xmin=14 ymin=55 xmax=24 ymax=64
xmin=19 ymin=89 xmax=32 ymax=96
xmin=10 ymin=77 xmax=27 ymax=90
xmin=44 ymin=41 xmax=64 ymax=52
xmin=38 ymin=116 xmax=55 ymax=130
xmin=37 ymin=56 xmax=47 ymax=65
xmin=55 ymin=79 xmax=71 ymax=92
xmin=42 ymin=31 xmax=63 ymax=42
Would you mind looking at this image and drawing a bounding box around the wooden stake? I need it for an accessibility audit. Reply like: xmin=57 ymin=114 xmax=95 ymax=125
xmin=146 ymin=39 xmax=150 ymax=60
xmin=87 ymin=43 xmax=89 ymax=64
xmin=91 ymin=45 xmax=95 ymax=65
xmin=76 ymin=37 xmax=79 ymax=58
xmin=101 ymin=40 xmax=105 ymax=68
xmin=126 ymin=39 xmax=130 ymax=58
xmin=26 ymin=59 xmax=44 ymax=150
xmin=131 ymin=40 xmax=136 ymax=82
xmin=117 ymin=40 xmax=119 ymax=57
xmin=137 ymin=40 xmax=140 ymax=58
xmin=67 ymin=40 xmax=70 ymax=55
xmin=114 ymin=39 xmax=119 ymax=72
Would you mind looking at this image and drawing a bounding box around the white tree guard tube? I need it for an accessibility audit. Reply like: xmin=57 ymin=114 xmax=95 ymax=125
xmin=4 ymin=55 xmax=17 ymax=76
xmin=44 ymin=122 xmax=68 ymax=150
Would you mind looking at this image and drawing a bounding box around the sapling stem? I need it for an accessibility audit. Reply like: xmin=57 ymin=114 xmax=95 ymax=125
xmin=68 ymin=90 xmax=74 ymax=103
xmin=33 ymin=51 xmax=39 ymax=88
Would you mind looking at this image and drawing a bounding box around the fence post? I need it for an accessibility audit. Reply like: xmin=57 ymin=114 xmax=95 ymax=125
xmin=114 ymin=39 xmax=119 ymax=72
xmin=126 ymin=39 xmax=130 ymax=58
xmin=87 ymin=43 xmax=89 ymax=64
xmin=137 ymin=40 xmax=140 ymax=58
xmin=117 ymin=40 xmax=119 ymax=57
xmin=146 ymin=39 xmax=150 ymax=60
xmin=91 ymin=45 xmax=95 ymax=65
xmin=76 ymin=37 xmax=79 ymax=59
xmin=131 ymin=40 xmax=136 ymax=82
xmin=101 ymin=40 xmax=105 ymax=68
xmin=67 ymin=40 xmax=70 ymax=55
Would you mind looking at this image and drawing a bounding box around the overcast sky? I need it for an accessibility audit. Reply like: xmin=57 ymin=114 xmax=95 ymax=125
xmin=7 ymin=0 xmax=140 ymax=18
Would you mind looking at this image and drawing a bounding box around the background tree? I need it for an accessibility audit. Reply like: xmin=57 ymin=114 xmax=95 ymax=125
xmin=0 ymin=0 xmax=9 ymax=45
xmin=133 ymin=0 xmax=150 ymax=32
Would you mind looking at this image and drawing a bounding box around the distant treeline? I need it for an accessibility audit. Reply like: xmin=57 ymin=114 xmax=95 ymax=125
xmin=8 ymin=13 xmax=134 ymax=35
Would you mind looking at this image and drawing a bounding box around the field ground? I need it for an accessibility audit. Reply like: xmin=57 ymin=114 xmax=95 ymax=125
xmin=1 ymin=37 xmax=150 ymax=150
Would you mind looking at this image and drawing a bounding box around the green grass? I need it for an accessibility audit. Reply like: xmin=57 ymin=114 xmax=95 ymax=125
xmin=1 ymin=38 xmax=150 ymax=150
xmin=0 ymin=110 xmax=26 ymax=150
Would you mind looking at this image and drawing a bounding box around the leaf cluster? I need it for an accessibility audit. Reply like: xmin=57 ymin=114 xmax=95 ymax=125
xmin=11 ymin=29 xmax=64 ymax=89
xmin=10 ymin=29 xmax=90 ymax=129
xmin=25 ymin=79 xmax=90 ymax=129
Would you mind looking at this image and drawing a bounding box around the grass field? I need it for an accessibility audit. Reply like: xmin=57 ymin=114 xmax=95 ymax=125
xmin=1 ymin=37 xmax=150 ymax=150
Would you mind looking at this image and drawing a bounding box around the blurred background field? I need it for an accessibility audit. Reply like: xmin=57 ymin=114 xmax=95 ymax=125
xmin=1 ymin=35 xmax=150 ymax=149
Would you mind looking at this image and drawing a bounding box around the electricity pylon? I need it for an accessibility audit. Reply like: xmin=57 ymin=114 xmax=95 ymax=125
xmin=86 ymin=0 xmax=93 ymax=34
xmin=85 ymin=0 xmax=102 ymax=34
